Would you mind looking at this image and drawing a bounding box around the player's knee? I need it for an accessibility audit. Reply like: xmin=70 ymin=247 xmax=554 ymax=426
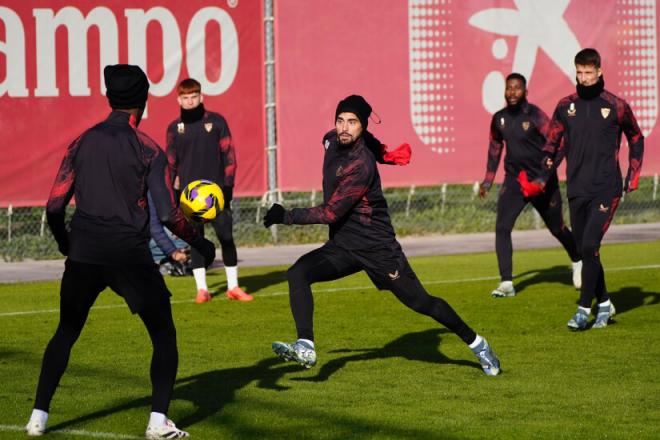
xmin=287 ymin=263 xmax=308 ymax=285
xmin=581 ymin=242 xmax=600 ymax=258
xmin=405 ymin=293 xmax=433 ymax=314
xmin=495 ymin=222 xmax=512 ymax=236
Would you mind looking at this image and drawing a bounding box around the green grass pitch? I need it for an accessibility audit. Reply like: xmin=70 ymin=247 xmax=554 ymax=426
xmin=1 ymin=241 xmax=659 ymax=439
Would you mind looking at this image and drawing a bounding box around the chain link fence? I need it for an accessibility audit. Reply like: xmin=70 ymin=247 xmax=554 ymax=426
xmin=2 ymin=175 xmax=659 ymax=262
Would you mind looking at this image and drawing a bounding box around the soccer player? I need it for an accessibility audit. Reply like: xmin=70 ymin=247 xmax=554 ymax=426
xmin=263 ymin=95 xmax=501 ymax=376
xmin=541 ymin=48 xmax=644 ymax=330
xmin=166 ymin=78 xmax=252 ymax=303
xmin=479 ymin=73 xmax=581 ymax=298
xmin=26 ymin=65 xmax=215 ymax=438
xmin=148 ymin=191 xmax=191 ymax=276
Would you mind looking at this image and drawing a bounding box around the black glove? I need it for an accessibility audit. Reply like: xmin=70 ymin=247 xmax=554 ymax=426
xmin=221 ymin=186 xmax=233 ymax=204
xmin=191 ymin=237 xmax=216 ymax=269
xmin=263 ymin=204 xmax=286 ymax=227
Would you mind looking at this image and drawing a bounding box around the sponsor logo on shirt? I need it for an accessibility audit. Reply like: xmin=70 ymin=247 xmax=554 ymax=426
xmin=567 ymin=102 xmax=576 ymax=117
xmin=204 ymin=122 xmax=213 ymax=132
xmin=601 ymin=108 xmax=611 ymax=118
xmin=177 ymin=122 xmax=185 ymax=134
xmin=522 ymin=121 xmax=530 ymax=131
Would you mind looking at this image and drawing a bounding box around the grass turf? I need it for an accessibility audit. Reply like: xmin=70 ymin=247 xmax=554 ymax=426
xmin=1 ymin=241 xmax=659 ymax=439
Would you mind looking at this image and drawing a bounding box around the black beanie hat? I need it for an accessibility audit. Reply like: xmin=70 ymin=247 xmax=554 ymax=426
xmin=104 ymin=64 xmax=150 ymax=109
xmin=335 ymin=95 xmax=372 ymax=128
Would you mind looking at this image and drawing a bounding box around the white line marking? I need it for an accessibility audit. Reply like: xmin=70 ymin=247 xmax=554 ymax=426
xmin=1 ymin=264 xmax=657 ymax=318
xmin=0 ymin=424 xmax=142 ymax=439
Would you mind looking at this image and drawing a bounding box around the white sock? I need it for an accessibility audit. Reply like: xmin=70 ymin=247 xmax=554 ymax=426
xmin=29 ymin=409 xmax=48 ymax=424
xmin=193 ymin=268 xmax=207 ymax=290
xmin=598 ymin=299 xmax=611 ymax=308
xmin=225 ymin=266 xmax=238 ymax=290
xmin=468 ymin=335 xmax=484 ymax=349
xmin=578 ymin=306 xmax=591 ymax=314
xmin=297 ymin=338 xmax=315 ymax=349
xmin=149 ymin=412 xmax=167 ymax=427
xmin=500 ymin=280 xmax=513 ymax=288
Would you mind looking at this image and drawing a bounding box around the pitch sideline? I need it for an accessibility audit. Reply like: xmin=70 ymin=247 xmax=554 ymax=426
xmin=1 ymin=263 xmax=657 ymax=318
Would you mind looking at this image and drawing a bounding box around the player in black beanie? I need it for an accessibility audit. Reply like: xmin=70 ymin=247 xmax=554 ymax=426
xmin=26 ymin=63 xmax=214 ymax=439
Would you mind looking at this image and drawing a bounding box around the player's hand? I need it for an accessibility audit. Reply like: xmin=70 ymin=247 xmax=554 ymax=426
xmin=58 ymin=240 xmax=69 ymax=256
xmin=542 ymin=156 xmax=554 ymax=170
xmin=478 ymin=183 xmax=490 ymax=199
xmin=170 ymin=248 xmax=189 ymax=263
xmin=517 ymin=170 xmax=544 ymax=198
xmin=263 ymin=203 xmax=286 ymax=227
xmin=191 ymin=238 xmax=215 ymax=268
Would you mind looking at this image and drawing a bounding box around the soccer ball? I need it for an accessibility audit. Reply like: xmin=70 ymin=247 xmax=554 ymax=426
xmin=180 ymin=179 xmax=224 ymax=222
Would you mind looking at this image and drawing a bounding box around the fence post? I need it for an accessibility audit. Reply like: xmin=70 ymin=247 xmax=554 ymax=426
xmin=472 ymin=181 xmax=480 ymax=199
xmin=310 ymin=189 xmax=317 ymax=206
xmin=653 ymin=173 xmax=658 ymax=201
xmin=440 ymin=183 xmax=447 ymax=214
xmin=40 ymin=209 xmax=46 ymax=237
xmin=7 ymin=204 xmax=12 ymax=243
xmin=405 ymin=185 xmax=416 ymax=217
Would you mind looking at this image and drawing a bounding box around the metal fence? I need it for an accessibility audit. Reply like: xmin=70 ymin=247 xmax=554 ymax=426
xmin=2 ymin=175 xmax=659 ymax=262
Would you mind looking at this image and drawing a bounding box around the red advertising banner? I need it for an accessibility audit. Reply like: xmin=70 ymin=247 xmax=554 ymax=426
xmin=0 ymin=0 xmax=265 ymax=207
xmin=276 ymin=0 xmax=659 ymax=191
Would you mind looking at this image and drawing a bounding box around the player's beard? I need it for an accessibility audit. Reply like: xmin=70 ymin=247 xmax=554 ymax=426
xmin=337 ymin=132 xmax=358 ymax=147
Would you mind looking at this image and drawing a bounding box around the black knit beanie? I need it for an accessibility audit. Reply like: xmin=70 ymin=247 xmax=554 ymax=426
xmin=104 ymin=64 xmax=150 ymax=109
xmin=335 ymin=95 xmax=372 ymax=128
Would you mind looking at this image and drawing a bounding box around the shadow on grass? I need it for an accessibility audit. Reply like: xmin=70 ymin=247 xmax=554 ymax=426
xmin=514 ymin=265 xmax=574 ymax=294
xmin=46 ymin=330 xmax=476 ymax=435
xmin=608 ymin=286 xmax=660 ymax=315
xmin=292 ymin=328 xmax=480 ymax=383
xmin=208 ymin=269 xmax=288 ymax=297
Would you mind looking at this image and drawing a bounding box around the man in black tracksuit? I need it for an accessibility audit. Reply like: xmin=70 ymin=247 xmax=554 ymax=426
xmin=480 ymin=73 xmax=581 ymax=298
xmin=26 ymin=65 xmax=215 ymax=439
xmin=263 ymin=95 xmax=501 ymax=376
xmin=167 ymin=78 xmax=252 ymax=303
xmin=541 ymin=49 xmax=644 ymax=331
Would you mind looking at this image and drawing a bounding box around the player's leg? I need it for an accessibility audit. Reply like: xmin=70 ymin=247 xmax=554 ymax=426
xmin=210 ymin=209 xmax=252 ymax=301
xmin=273 ymin=243 xmax=359 ymax=368
xmin=385 ymin=259 xmax=500 ymax=376
xmin=27 ymin=260 xmax=105 ymax=435
xmin=108 ymin=264 xmax=188 ymax=438
xmin=531 ymin=178 xmax=582 ymax=288
xmin=581 ymin=195 xmax=620 ymax=329
xmin=492 ymin=176 xmax=527 ymax=297
xmin=189 ymin=223 xmax=212 ymax=303
xmin=566 ymin=197 xmax=594 ymax=330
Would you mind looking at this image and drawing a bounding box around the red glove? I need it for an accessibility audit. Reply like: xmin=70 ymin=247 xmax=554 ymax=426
xmin=381 ymin=143 xmax=412 ymax=166
xmin=517 ymin=170 xmax=544 ymax=198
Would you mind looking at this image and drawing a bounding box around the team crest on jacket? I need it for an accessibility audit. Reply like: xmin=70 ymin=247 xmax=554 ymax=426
xmin=601 ymin=108 xmax=611 ymax=118
xmin=177 ymin=122 xmax=185 ymax=134
xmin=500 ymin=117 xmax=505 ymax=127
xmin=567 ymin=102 xmax=576 ymax=117
xmin=336 ymin=166 xmax=343 ymax=177
xmin=204 ymin=122 xmax=213 ymax=132
xmin=324 ymin=139 xmax=330 ymax=150
xmin=522 ymin=121 xmax=530 ymax=131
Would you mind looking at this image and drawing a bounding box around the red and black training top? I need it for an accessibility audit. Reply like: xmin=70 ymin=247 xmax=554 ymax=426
xmin=166 ymin=111 xmax=236 ymax=190
xmin=46 ymin=111 xmax=199 ymax=265
xmin=543 ymin=90 xmax=644 ymax=199
xmin=482 ymin=100 xmax=552 ymax=188
xmin=283 ymin=131 xmax=397 ymax=250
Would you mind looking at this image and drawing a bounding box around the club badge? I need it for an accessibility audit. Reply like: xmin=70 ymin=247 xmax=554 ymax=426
xmin=601 ymin=108 xmax=611 ymax=119
xmin=204 ymin=122 xmax=213 ymax=133
xmin=177 ymin=122 xmax=184 ymax=134
xmin=522 ymin=121 xmax=530 ymax=131
xmin=567 ymin=102 xmax=576 ymax=117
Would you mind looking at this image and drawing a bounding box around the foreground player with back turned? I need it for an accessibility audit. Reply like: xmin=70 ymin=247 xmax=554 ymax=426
xmin=263 ymin=95 xmax=501 ymax=376
xmin=479 ymin=73 xmax=581 ymax=298
xmin=541 ymin=48 xmax=644 ymax=330
xmin=25 ymin=65 xmax=215 ymax=439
